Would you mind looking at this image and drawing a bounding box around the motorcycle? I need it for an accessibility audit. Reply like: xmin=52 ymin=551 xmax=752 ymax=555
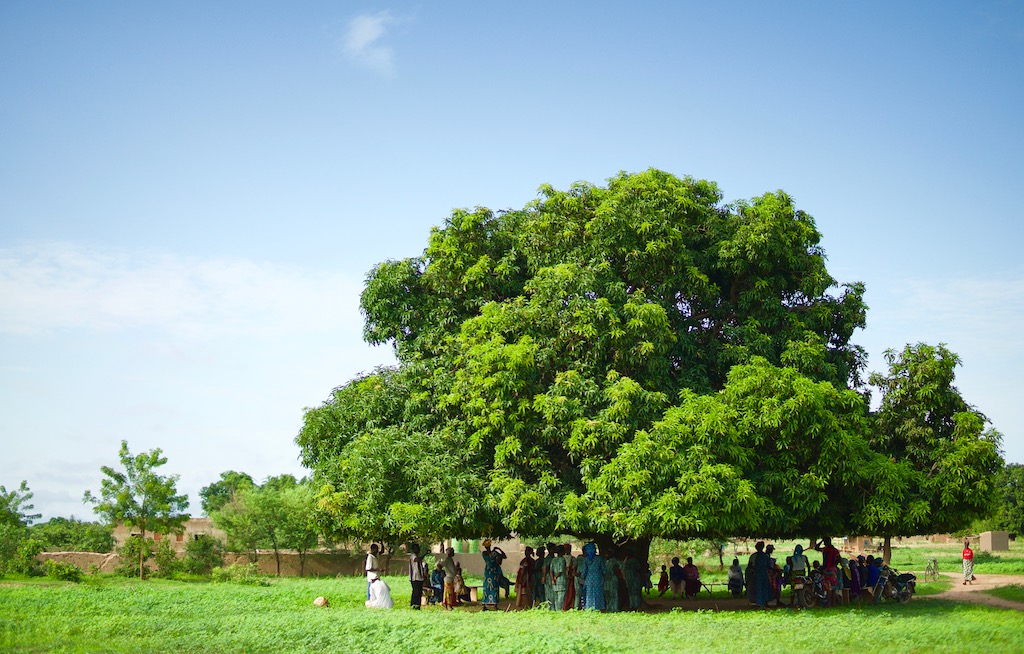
xmin=803 ymin=568 xmax=829 ymax=608
xmin=874 ymin=566 xmax=916 ymax=604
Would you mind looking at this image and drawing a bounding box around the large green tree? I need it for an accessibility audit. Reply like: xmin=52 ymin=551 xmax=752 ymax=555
xmin=83 ymin=440 xmax=190 ymax=579
xmin=298 ymin=170 xmax=872 ymax=555
xmin=865 ymin=343 xmax=1004 ymax=562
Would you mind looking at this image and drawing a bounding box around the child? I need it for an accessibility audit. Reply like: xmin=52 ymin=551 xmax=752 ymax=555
xmin=657 ymin=564 xmax=670 ymax=596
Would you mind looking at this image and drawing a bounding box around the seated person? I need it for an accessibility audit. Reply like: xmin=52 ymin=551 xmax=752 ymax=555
xmin=366 ymin=576 xmax=394 ymax=609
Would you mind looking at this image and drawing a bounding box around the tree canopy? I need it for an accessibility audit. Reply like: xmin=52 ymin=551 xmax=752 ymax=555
xmin=297 ymin=169 xmax=1000 ymax=551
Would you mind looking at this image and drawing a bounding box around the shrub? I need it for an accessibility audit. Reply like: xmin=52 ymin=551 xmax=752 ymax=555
xmin=11 ymin=537 xmax=45 ymax=576
xmin=182 ymin=534 xmax=225 ymax=576
xmin=152 ymin=539 xmax=180 ymax=578
xmin=211 ymin=562 xmax=270 ymax=586
xmin=43 ymin=559 xmax=83 ymax=582
xmin=115 ymin=536 xmax=152 ymax=578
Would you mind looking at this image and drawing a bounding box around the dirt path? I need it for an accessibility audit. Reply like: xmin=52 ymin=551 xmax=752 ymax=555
xmin=925 ymin=572 xmax=1024 ymax=611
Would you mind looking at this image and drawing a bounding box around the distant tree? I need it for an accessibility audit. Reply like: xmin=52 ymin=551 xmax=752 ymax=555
xmin=30 ymin=517 xmax=114 ymax=553
xmin=278 ymin=484 xmax=320 ymax=577
xmin=211 ymin=491 xmax=262 ymax=564
xmin=199 ymin=471 xmax=255 ymax=516
xmin=83 ymin=440 xmax=190 ymax=579
xmin=1 ymin=480 xmax=40 ymax=528
xmin=866 ymin=344 xmax=1004 ymax=563
xmin=994 ymin=463 xmax=1024 ymax=537
xmin=0 ymin=481 xmax=42 ymax=577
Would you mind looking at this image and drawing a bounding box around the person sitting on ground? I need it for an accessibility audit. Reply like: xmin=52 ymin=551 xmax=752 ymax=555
xmin=682 ymin=556 xmax=701 ymax=598
xmin=366 ymin=575 xmax=394 ymax=609
xmin=727 ymin=558 xmax=744 ymax=598
xmin=657 ymin=564 xmax=670 ymax=597
xmin=669 ymin=557 xmax=685 ymax=597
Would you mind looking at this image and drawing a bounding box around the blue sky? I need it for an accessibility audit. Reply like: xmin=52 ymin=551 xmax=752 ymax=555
xmin=2 ymin=1 xmax=1022 ymax=521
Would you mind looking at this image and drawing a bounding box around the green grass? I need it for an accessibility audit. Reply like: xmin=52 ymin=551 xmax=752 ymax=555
xmin=2 ymin=575 xmax=1024 ymax=654
xmin=986 ymin=584 xmax=1024 ymax=604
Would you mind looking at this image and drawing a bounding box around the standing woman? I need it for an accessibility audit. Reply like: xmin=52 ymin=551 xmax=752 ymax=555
xmin=481 ymin=540 xmax=501 ymax=610
xmin=962 ymin=539 xmax=975 ymax=585
xmin=563 ymin=544 xmax=577 ymax=610
xmin=532 ymin=546 xmax=547 ymax=607
xmin=603 ymin=545 xmax=621 ymax=612
xmin=578 ymin=542 xmax=606 ymax=611
xmin=514 ymin=546 xmax=535 ymax=609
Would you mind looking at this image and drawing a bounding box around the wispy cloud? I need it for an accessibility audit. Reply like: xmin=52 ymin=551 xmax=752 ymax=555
xmin=341 ymin=11 xmax=398 ymax=76
xmin=0 ymin=242 xmax=364 ymax=339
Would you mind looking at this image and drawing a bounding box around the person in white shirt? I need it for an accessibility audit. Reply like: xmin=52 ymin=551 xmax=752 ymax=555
xmin=366 ymin=575 xmax=393 ymax=609
xmin=365 ymin=544 xmax=380 ymax=600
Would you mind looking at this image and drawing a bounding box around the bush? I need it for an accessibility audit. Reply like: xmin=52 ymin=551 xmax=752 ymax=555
xmin=12 ymin=537 xmax=45 ymax=576
xmin=211 ymin=562 xmax=270 ymax=586
xmin=115 ymin=536 xmax=153 ymax=578
xmin=152 ymin=539 xmax=180 ymax=578
xmin=182 ymin=534 xmax=225 ymax=575
xmin=43 ymin=559 xmax=83 ymax=582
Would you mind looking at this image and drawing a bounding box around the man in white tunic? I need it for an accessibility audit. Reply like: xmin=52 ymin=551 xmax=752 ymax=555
xmin=366 ymin=576 xmax=394 ymax=609
xmin=365 ymin=544 xmax=380 ymax=600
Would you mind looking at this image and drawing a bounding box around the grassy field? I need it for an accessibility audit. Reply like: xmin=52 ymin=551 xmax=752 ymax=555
xmin=2 ymin=574 xmax=1023 ymax=654
xmin=3 ymin=538 xmax=1022 ymax=653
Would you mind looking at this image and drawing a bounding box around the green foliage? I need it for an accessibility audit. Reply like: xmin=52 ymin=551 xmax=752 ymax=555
xmin=210 ymin=562 xmax=270 ymax=586
xmin=115 ymin=536 xmax=152 ymax=578
xmin=83 ymin=440 xmax=190 ymax=579
xmin=866 ymin=344 xmax=1005 ymax=538
xmin=993 ymin=463 xmax=1024 ymax=536
xmin=10 ymin=536 xmax=45 ymax=576
xmin=182 ymin=534 xmax=225 ymax=576
xmin=30 ymin=516 xmax=114 ymax=553
xmin=43 ymin=559 xmax=83 ymax=582
xmin=152 ymin=539 xmax=180 ymax=578
xmin=299 ymin=170 xmax=872 ymax=546
xmin=0 ymin=480 xmax=40 ymax=528
xmin=199 ymin=471 xmax=255 ymax=516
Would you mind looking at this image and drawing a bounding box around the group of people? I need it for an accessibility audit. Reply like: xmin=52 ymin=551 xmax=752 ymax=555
xmin=732 ymin=537 xmax=911 ymax=608
xmin=656 ymin=557 xmax=702 ymax=598
xmin=507 ymin=541 xmax=650 ymax=611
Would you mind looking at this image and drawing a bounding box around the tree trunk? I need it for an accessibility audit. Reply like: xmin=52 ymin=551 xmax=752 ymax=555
xmin=882 ymin=535 xmax=892 ymax=566
xmin=139 ymin=530 xmax=146 ymax=580
xmin=274 ymin=548 xmax=281 ymax=576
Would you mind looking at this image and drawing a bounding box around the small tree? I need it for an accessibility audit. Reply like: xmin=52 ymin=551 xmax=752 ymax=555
xmin=0 ymin=481 xmax=41 ymax=578
xmin=279 ymin=484 xmax=320 ymax=577
xmin=83 ymin=440 xmax=190 ymax=579
xmin=31 ymin=517 xmax=114 ymax=553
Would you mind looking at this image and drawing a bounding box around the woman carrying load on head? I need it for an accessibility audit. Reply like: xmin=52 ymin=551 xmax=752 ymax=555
xmin=481 ymin=540 xmax=504 ymax=610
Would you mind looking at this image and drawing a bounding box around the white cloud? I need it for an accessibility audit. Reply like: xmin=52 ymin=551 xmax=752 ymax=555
xmin=342 ymin=11 xmax=397 ymax=76
xmin=0 ymin=242 xmax=364 ymax=339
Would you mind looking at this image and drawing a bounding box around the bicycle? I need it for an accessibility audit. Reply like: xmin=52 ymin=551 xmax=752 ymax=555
xmin=923 ymin=558 xmax=939 ymax=581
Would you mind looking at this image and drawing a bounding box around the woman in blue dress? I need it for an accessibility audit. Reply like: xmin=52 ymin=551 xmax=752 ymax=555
xmin=578 ymin=542 xmax=605 ymax=610
xmin=481 ymin=541 xmax=505 ymax=610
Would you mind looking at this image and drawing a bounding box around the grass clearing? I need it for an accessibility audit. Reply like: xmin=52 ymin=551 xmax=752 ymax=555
xmin=986 ymin=585 xmax=1024 ymax=604
xmin=2 ymin=575 xmax=1023 ymax=654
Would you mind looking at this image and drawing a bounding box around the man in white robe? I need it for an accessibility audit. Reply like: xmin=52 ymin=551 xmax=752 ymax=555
xmin=366 ymin=576 xmax=394 ymax=609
